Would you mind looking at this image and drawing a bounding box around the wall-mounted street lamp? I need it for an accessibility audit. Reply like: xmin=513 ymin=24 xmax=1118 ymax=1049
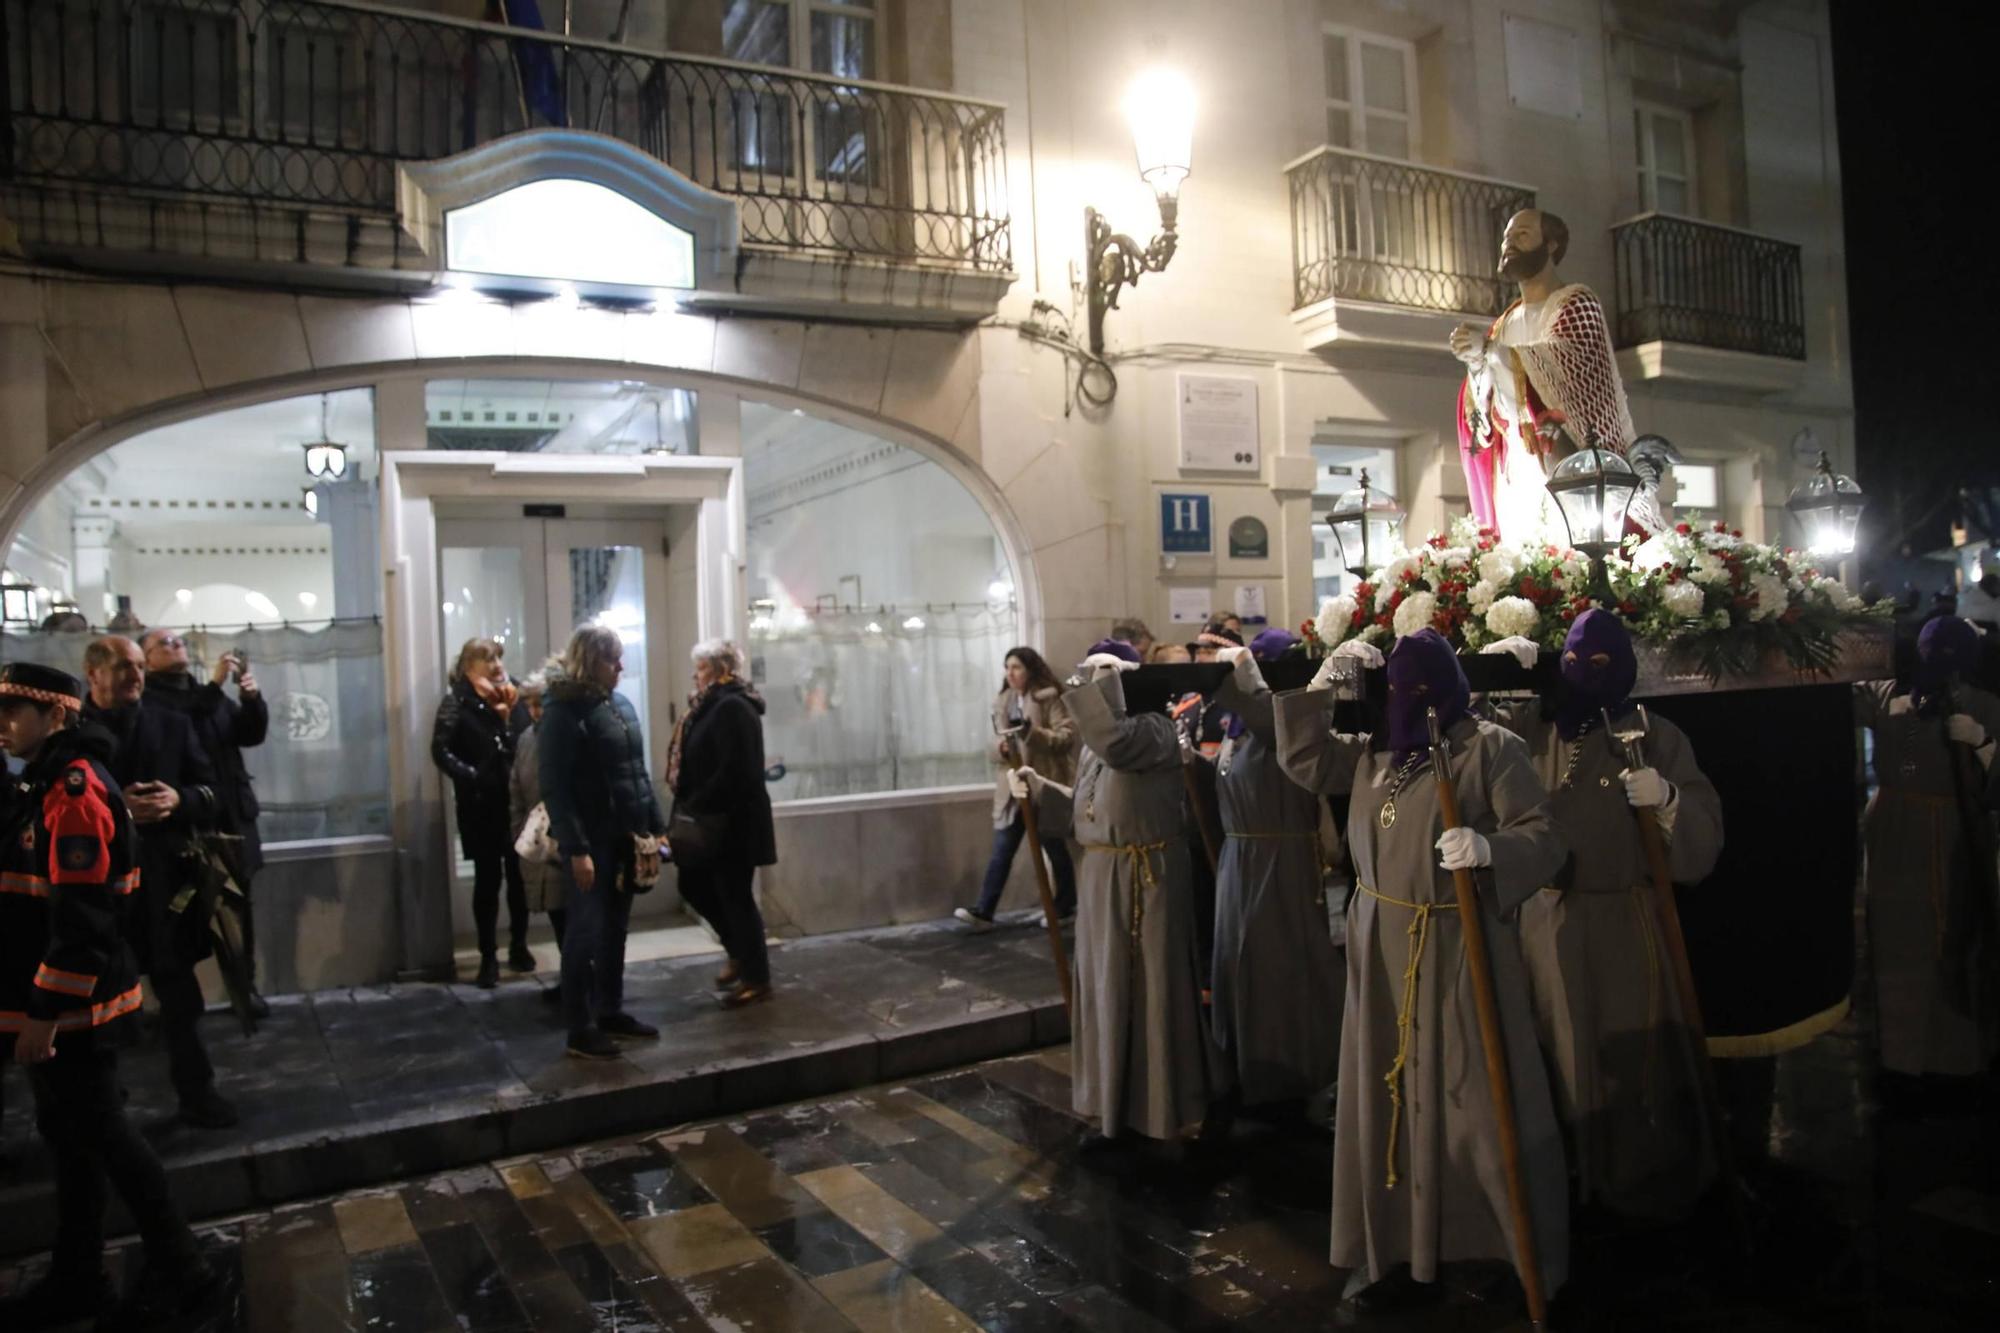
xmin=1785 ymin=450 xmax=1865 ymax=559
xmin=1085 ymin=68 xmax=1195 ymax=359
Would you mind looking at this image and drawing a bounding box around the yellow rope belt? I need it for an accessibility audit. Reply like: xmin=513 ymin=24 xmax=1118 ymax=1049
xmin=1082 ymin=841 xmax=1168 ymax=952
xmin=1356 ymin=881 xmax=1459 ymax=1189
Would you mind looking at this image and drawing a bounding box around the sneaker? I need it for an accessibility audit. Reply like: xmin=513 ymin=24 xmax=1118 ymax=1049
xmin=953 ymin=907 xmax=994 ymax=932
xmin=566 ymin=1029 xmax=621 ymax=1061
xmin=177 ymin=1088 xmax=239 ymax=1130
xmin=508 ymin=943 xmax=537 ymax=973
xmin=597 ymin=1013 xmax=659 ymax=1041
xmin=0 ymin=1272 xmax=111 ymax=1331
xmin=474 ymin=955 xmax=500 ymax=989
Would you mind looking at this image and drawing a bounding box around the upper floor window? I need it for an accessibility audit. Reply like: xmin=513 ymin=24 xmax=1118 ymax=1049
xmin=1635 ymin=102 xmax=1695 ymax=215
xmin=1323 ymin=27 xmax=1417 ymax=160
xmin=725 ymin=0 xmax=877 ymax=79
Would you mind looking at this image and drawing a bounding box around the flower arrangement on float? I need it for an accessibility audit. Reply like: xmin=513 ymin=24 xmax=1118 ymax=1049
xmin=1296 ymin=516 xmax=1888 ymax=681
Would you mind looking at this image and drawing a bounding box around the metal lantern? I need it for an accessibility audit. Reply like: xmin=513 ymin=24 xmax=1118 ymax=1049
xmin=1785 ymin=450 xmax=1865 ymax=558
xmin=303 ymin=439 xmax=348 ymax=480
xmin=1125 ymin=68 xmax=1195 ymax=205
xmin=1327 ymin=467 xmax=1405 ymax=577
xmin=1546 ymin=447 xmax=1640 ymax=558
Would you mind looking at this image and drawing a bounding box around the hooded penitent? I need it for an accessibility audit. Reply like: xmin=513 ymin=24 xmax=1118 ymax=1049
xmin=1250 ymin=628 xmax=1299 ymax=662
xmin=1555 ymin=608 xmax=1639 ymax=739
xmin=1385 ymin=628 xmax=1470 ymax=762
xmin=1087 ymin=638 xmax=1143 ymax=665
xmin=1914 ymin=615 xmax=1979 ymax=713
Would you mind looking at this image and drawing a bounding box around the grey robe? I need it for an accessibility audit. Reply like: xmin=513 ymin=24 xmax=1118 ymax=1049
xmin=1275 ymin=690 xmax=1568 ymax=1293
xmin=1857 ymin=681 xmax=2000 ymax=1076
xmin=1500 ymin=703 xmax=1723 ymax=1221
xmin=1066 ymin=672 xmax=1227 ymax=1139
xmin=1210 ymin=674 xmax=1342 ymax=1104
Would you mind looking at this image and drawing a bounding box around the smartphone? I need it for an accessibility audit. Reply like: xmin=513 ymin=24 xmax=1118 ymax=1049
xmin=233 ymin=648 xmax=249 ymax=680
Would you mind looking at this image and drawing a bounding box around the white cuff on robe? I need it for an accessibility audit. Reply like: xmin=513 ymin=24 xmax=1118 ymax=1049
xmin=1654 ymin=782 xmax=1680 ymax=839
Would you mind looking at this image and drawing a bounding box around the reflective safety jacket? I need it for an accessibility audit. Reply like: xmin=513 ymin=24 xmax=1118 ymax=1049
xmin=0 ymin=723 xmax=143 ymax=1039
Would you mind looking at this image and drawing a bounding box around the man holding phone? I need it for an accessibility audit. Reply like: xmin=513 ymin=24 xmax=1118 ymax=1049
xmin=141 ymin=631 xmax=270 ymax=1016
xmin=81 ymin=636 xmax=237 ymax=1129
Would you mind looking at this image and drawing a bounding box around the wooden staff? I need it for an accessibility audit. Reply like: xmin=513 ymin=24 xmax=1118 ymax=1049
xmin=1181 ymin=760 xmax=1222 ymax=878
xmin=1427 ymin=707 xmax=1548 ymax=1330
xmin=1007 ymin=737 xmax=1074 ymax=1023
xmin=1604 ymin=706 xmax=1751 ymax=1257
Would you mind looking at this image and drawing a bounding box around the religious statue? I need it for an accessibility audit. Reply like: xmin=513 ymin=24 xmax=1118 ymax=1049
xmin=1449 ymin=209 xmax=1645 ymax=542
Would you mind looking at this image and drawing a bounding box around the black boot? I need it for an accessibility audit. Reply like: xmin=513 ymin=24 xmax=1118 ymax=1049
xmin=508 ymin=941 xmax=537 ymax=973
xmin=475 ymin=955 xmax=500 ymax=989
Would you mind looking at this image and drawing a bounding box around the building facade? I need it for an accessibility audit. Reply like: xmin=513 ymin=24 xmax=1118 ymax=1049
xmin=0 ymin=0 xmax=1851 ymax=990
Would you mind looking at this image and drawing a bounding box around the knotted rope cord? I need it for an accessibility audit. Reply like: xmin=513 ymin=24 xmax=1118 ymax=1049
xmin=1082 ymin=841 xmax=1168 ymax=952
xmin=1357 ymin=881 xmax=1460 ymax=1189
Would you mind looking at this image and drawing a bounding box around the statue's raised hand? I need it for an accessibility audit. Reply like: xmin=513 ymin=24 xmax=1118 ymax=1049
xmin=1449 ymin=321 xmax=1488 ymax=366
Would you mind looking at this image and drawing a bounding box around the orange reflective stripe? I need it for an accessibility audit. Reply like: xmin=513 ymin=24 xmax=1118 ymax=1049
xmin=0 ymin=872 xmax=50 ymax=898
xmin=33 ymin=963 xmax=98 ymax=997
xmin=111 ymin=868 xmax=140 ymax=896
xmin=0 ymin=985 xmax=143 ymax=1032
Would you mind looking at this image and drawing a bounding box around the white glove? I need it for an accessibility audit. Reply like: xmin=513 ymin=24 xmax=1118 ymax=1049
xmin=1886 ymin=694 xmax=1915 ymax=718
xmin=1479 ymin=636 xmax=1539 ymax=670
xmin=1008 ymin=767 xmax=1037 ymax=801
xmin=1082 ymin=652 xmax=1140 ymax=677
xmin=1621 ymin=767 xmax=1673 ymax=809
xmin=1221 ymin=646 xmax=1266 ymax=693
xmin=1436 ymin=827 xmax=1491 ymax=871
xmin=1947 ymin=713 xmax=1988 ymax=748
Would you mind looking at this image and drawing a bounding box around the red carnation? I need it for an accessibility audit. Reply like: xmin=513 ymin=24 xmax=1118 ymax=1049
xmin=1675 ymin=522 xmax=1692 ymax=535
xmin=1375 ymin=612 xmax=1393 ymax=629
xmin=1427 ymin=534 xmax=1447 ymax=550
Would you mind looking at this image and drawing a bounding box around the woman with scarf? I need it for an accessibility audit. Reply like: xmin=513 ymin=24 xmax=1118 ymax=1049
xmin=670 ymin=639 xmax=778 ymax=1009
xmin=1858 ymin=615 xmax=2000 ymax=1083
xmin=432 ymin=637 xmax=528 ymax=989
xmin=1491 ymin=610 xmax=1724 ymax=1223
xmin=957 ymin=646 xmax=1077 ymax=929
xmin=1275 ymin=629 xmax=1568 ymax=1314
xmin=1207 ymin=629 xmax=1342 ymax=1117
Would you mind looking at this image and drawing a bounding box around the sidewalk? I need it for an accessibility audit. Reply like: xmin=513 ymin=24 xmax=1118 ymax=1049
xmin=0 ymin=914 xmax=1070 ymax=1257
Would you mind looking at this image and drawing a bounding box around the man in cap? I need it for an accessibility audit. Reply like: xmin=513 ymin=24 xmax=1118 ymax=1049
xmin=0 ymin=663 xmax=231 ymax=1330
xmin=1011 ymin=639 xmax=1227 ymax=1143
xmin=1275 ymin=629 xmax=1568 ymax=1313
xmin=1857 ymin=615 xmax=2000 ymax=1085
xmin=1493 ymin=610 xmax=1725 ymax=1222
xmin=1207 ymin=629 xmax=1341 ymax=1117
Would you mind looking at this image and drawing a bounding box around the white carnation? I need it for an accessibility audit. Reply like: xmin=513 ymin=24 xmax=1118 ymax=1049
xmin=1468 ymin=579 xmax=1498 ymax=613
xmin=1810 ymin=579 xmax=1857 ymax=611
xmin=1317 ymin=595 xmax=1358 ymax=647
xmin=1628 ymin=535 xmax=1674 ymax=570
xmin=1484 ymin=596 xmax=1539 ymax=640
xmin=1392 ymin=591 xmax=1438 ymax=639
xmin=1689 ymin=552 xmax=1730 ymax=586
xmin=1374 ymin=556 xmax=1415 ymax=609
xmin=1477 ymin=548 xmax=1519 ymax=585
xmin=1661 ymin=579 xmax=1707 ymax=619
xmin=1747 ymin=572 xmax=1790 ymax=621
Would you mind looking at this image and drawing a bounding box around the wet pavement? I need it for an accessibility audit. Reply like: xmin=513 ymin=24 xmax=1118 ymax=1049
xmin=3 ymin=1014 xmax=1995 ymax=1331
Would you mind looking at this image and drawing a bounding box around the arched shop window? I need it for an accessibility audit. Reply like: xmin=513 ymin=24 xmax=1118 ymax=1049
xmin=742 ymin=400 xmax=1018 ymax=799
xmin=0 ymin=389 xmax=388 ymax=840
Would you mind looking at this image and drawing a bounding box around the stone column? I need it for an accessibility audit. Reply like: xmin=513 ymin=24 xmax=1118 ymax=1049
xmin=71 ymin=514 xmax=117 ymax=624
xmin=317 ymin=476 xmax=381 ymax=620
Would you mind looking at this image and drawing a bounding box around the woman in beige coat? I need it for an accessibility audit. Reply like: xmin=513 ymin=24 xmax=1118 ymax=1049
xmin=509 ymin=672 xmax=569 ymax=995
xmin=956 ymin=647 xmax=1078 ymax=928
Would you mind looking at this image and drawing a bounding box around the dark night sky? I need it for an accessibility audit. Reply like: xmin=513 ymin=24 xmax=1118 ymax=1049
xmin=1830 ymin=5 xmax=2000 ymax=590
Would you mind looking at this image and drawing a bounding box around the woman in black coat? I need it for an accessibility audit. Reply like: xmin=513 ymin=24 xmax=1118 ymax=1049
xmin=431 ymin=638 xmax=529 ymax=988
xmin=670 ymin=639 xmax=778 ymax=1008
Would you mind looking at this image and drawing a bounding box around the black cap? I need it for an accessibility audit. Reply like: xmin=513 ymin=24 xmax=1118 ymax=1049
xmin=0 ymin=661 xmax=84 ymax=710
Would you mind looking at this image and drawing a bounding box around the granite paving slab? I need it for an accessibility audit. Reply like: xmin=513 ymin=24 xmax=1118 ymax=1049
xmin=0 ymin=916 xmax=1068 ymax=1257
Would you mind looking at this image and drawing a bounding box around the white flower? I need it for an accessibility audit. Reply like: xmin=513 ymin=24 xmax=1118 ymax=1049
xmin=1661 ymin=579 xmax=1706 ymax=619
xmin=1468 ymin=579 xmax=1499 ymax=613
xmin=1747 ymin=572 xmax=1789 ymax=621
xmin=1375 ymin=555 xmax=1417 ymax=610
xmin=1317 ymin=595 xmax=1358 ymax=647
xmin=1484 ymin=596 xmax=1539 ymax=640
xmin=1808 ymin=578 xmax=1857 ymax=611
xmin=1477 ymin=548 xmax=1519 ymax=585
xmin=1702 ymin=529 xmax=1742 ymax=552
xmin=1358 ymin=623 xmax=1389 ymax=645
xmin=1393 ymin=591 xmax=1438 ymax=638
xmin=1689 ymin=552 xmax=1730 ymax=586
xmin=1628 ymin=535 xmax=1674 ymax=570
xmin=1708 ymin=609 xmax=1732 ymax=630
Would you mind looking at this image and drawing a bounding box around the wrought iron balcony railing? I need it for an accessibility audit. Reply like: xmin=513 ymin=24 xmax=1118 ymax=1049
xmin=1611 ymin=213 xmax=1803 ymax=360
xmin=0 ymin=0 xmax=1010 ymax=271
xmin=1286 ymin=145 xmax=1534 ymax=318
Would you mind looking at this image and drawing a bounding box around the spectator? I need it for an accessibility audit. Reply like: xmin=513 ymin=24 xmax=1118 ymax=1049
xmin=1194 ymin=619 xmax=1245 ymax=662
xmin=1149 ymin=643 xmax=1193 ymax=664
xmin=956 ymin=647 xmax=1078 ymax=930
xmin=540 ymin=628 xmax=667 ymax=1058
xmin=81 ymin=636 xmax=236 ymax=1129
xmin=139 ymin=630 xmax=270 ymax=1017
xmin=670 ymin=639 xmax=778 ymax=1010
xmin=1111 ymin=617 xmax=1155 ymax=661
xmin=0 ymin=663 xmax=232 ymax=1330
xmin=510 ymin=668 xmax=568 ymax=1009
xmin=431 ymin=638 xmax=529 ymax=989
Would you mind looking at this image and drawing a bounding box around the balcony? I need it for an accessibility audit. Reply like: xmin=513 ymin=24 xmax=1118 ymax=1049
xmin=1611 ymin=213 xmax=1805 ymax=393
xmin=1286 ymin=146 xmax=1535 ymax=358
xmin=0 ymin=0 xmax=1012 ymax=321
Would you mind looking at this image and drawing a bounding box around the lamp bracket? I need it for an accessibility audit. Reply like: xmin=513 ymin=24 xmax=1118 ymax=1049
xmin=1085 ymin=200 xmax=1179 ymax=357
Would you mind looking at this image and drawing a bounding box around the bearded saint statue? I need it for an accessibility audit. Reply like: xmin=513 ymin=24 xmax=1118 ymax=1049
xmin=1449 ymin=209 xmax=1663 ymax=543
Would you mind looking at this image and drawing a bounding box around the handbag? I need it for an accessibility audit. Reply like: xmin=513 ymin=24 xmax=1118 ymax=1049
xmin=666 ymin=807 xmax=726 ymax=870
xmin=514 ymin=802 xmax=564 ymax=865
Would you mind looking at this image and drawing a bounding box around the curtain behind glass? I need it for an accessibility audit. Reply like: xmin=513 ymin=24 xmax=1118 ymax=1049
xmin=0 ymin=622 xmax=390 ymax=842
xmin=749 ymin=605 xmax=1016 ymax=800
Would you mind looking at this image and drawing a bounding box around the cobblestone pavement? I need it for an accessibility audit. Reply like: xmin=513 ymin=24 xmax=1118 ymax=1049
xmin=3 ymin=1027 xmax=1994 ymax=1331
